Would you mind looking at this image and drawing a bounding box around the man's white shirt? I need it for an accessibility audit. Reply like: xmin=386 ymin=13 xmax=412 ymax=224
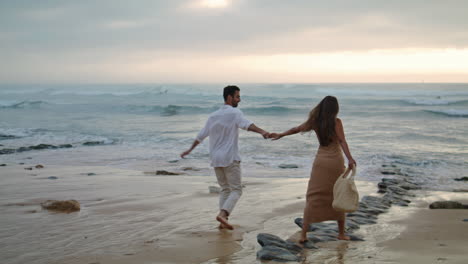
xmin=196 ymin=105 xmax=253 ymax=167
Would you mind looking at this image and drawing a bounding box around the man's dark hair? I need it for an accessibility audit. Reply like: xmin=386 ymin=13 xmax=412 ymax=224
xmin=223 ymin=85 xmax=240 ymax=101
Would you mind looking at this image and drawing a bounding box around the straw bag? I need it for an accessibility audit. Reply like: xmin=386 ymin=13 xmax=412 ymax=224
xmin=332 ymin=165 xmax=359 ymax=212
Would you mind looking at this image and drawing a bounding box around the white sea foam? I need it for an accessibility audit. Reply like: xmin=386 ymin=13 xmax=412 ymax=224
xmin=425 ymin=109 xmax=468 ymax=117
xmin=405 ymin=98 xmax=451 ymax=105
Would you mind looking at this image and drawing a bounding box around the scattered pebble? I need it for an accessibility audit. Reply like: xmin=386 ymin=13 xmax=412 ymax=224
xmin=0 ymin=164 xmax=6 ymax=166
xmin=24 ymin=167 xmax=33 ymax=170
xmin=155 ymin=170 xmax=181 ymax=175
xmin=47 ymin=176 xmax=58 ymax=180
xmin=454 ymin=177 xmax=468 ymax=181
xmin=168 ymin=160 xmax=179 ymax=163
xmin=278 ymin=164 xmax=299 ymax=169
xmin=35 ymin=164 xmax=44 ymax=169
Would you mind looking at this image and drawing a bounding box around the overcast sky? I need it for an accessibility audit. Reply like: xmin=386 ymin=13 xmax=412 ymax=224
xmin=1 ymin=0 xmax=468 ymax=83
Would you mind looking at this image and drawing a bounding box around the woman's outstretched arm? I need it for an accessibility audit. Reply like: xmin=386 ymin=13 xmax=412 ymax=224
xmin=270 ymin=124 xmax=305 ymax=140
xmin=335 ymin=118 xmax=356 ymax=167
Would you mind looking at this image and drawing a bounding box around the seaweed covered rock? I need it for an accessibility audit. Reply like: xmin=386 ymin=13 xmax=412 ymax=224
xmin=41 ymin=200 xmax=80 ymax=213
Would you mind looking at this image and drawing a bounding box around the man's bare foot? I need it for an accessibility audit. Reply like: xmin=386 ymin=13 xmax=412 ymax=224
xmin=337 ymin=234 xmax=350 ymax=240
xmin=299 ymin=238 xmax=308 ymax=244
xmin=216 ymin=215 xmax=233 ymax=230
xmin=218 ymin=217 xmax=229 ymax=229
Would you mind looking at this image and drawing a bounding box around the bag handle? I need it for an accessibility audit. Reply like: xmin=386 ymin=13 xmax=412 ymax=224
xmin=341 ymin=164 xmax=356 ymax=180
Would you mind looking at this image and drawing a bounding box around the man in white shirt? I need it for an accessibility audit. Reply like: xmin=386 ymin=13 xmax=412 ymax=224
xmin=180 ymin=85 xmax=269 ymax=230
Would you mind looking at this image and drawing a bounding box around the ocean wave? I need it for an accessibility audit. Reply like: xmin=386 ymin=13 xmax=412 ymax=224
xmin=0 ymin=100 xmax=49 ymax=109
xmin=242 ymin=106 xmax=303 ymax=115
xmin=404 ymin=99 xmax=468 ymax=106
xmin=0 ymin=128 xmax=34 ymax=138
xmin=424 ymin=109 xmax=468 ymax=117
xmin=125 ymin=104 xmax=302 ymax=116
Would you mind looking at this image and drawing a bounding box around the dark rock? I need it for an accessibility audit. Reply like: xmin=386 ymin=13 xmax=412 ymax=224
xmin=378 ymin=182 xmax=388 ymax=189
xmin=387 ymin=185 xmax=407 ymax=195
xmin=294 ymin=218 xmax=336 ymax=231
xmin=182 ymin=167 xmax=201 ymax=171
xmin=347 ymin=211 xmax=377 ymax=220
xmin=24 ymin=167 xmax=33 ymax=170
xmin=463 ymin=219 xmax=468 ymax=222
xmin=358 ymin=207 xmax=387 ymax=215
xmin=48 ymin=176 xmax=58 ymax=180
xmin=82 ymin=141 xmax=104 ymax=146
xmin=168 ymin=160 xmax=179 ymax=163
xmin=0 ymin=148 xmax=16 ymax=155
xmin=347 ymin=216 xmax=377 ymax=225
xmin=361 ymin=195 xmax=392 ymax=208
xmin=399 ymin=183 xmax=421 ymax=190
xmin=155 ymin=170 xmax=181 ymax=175
xmin=349 ymin=234 xmax=365 ymax=241
xmin=454 ymin=177 xmax=468 ymax=181
xmin=380 ymin=168 xmax=401 ymax=175
xmin=0 ymin=164 xmax=6 ymax=166
xmin=257 ymin=233 xmax=302 ymax=254
xmin=278 ymin=164 xmax=299 ymax=169
xmin=304 ymin=234 xmax=324 ymax=243
xmin=383 ymin=193 xmax=411 ymax=206
xmin=87 ymin=173 xmax=96 ymax=176
xmin=301 ymin=240 xmax=318 ymax=249
xmin=35 ymin=164 xmax=44 ymax=169
xmin=59 ymin=144 xmax=73 ymax=148
xmin=41 ymin=200 xmax=80 ymax=213
xmin=429 ymin=201 xmax=467 ymax=209
xmin=257 ymin=245 xmax=301 ymax=262
xmin=381 ymin=178 xmax=402 ymax=185
xmin=346 ymin=220 xmax=360 ymax=231
xmin=28 ymin=144 xmax=58 ymax=150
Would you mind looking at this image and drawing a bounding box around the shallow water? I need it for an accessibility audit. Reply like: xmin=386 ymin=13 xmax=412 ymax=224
xmin=1 ymin=83 xmax=467 ymax=192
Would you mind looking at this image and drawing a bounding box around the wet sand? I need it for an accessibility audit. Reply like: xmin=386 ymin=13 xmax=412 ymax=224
xmin=378 ymin=193 xmax=468 ymax=264
xmin=1 ymin=164 xmax=467 ymax=264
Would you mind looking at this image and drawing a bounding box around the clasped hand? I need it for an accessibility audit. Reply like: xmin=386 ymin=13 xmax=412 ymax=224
xmin=262 ymin=132 xmax=282 ymax=140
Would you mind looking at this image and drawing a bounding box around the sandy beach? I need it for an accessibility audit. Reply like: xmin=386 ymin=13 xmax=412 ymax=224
xmin=1 ymin=163 xmax=467 ymax=264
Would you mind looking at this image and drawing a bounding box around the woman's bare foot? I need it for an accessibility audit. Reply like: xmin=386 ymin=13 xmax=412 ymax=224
xmin=337 ymin=234 xmax=350 ymax=240
xmin=216 ymin=215 xmax=233 ymax=230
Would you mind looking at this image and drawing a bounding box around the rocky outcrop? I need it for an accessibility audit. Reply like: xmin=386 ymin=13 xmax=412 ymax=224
xmin=41 ymin=200 xmax=80 ymax=213
xmin=256 ymin=233 xmax=303 ymax=262
xmin=429 ymin=201 xmax=468 ymax=209
xmin=257 ymin=162 xmax=420 ymax=262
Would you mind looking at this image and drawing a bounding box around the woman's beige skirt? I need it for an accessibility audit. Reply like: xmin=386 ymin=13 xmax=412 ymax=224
xmin=303 ymin=142 xmax=346 ymax=223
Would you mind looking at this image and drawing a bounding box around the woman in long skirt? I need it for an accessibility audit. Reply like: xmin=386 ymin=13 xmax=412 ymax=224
xmin=270 ymin=95 xmax=356 ymax=241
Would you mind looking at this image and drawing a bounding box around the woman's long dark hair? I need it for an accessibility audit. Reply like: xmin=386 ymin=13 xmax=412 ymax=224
xmin=300 ymin=96 xmax=339 ymax=146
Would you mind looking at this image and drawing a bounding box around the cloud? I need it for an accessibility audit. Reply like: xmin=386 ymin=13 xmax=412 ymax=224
xmin=0 ymin=0 xmax=467 ymax=82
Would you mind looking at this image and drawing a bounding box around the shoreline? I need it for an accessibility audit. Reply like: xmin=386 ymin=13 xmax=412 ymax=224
xmin=1 ymin=163 xmax=467 ymax=264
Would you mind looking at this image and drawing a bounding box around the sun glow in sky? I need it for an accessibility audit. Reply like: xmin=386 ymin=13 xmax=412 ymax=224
xmin=200 ymin=0 xmax=230 ymax=9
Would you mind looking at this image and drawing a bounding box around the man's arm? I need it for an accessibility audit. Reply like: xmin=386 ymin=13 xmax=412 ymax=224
xmin=180 ymin=140 xmax=201 ymax=158
xmin=247 ymin=124 xmax=269 ymax=139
